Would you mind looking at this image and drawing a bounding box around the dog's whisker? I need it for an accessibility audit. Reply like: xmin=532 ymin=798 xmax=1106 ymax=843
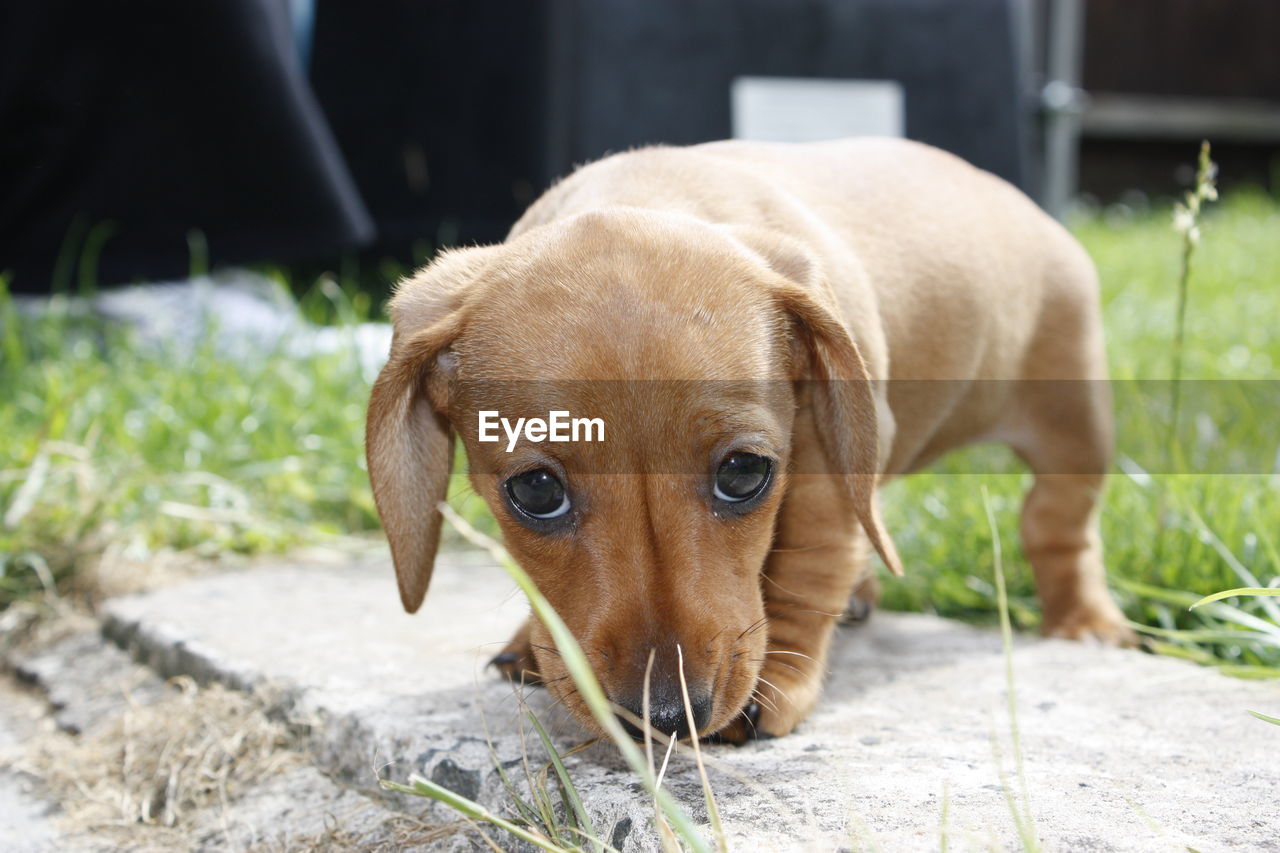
xmin=765 ymin=606 xmax=843 ymax=620
xmin=743 ymin=612 xmax=787 ymax=638
xmin=751 ymin=689 xmax=781 ymax=716
xmin=761 ymin=573 xmax=811 ymax=599
xmin=755 ymin=676 xmax=795 ymax=708
xmin=765 ymin=649 xmax=818 ymax=663
xmin=737 ymin=614 xmax=773 ymax=641
xmin=766 ymin=542 xmax=836 ymax=554
xmin=502 ymin=666 xmax=545 ymax=686
xmin=544 ymin=686 xmax=582 ymax=717
xmin=739 ymin=705 xmax=760 ymax=738
xmin=750 ymin=657 xmax=805 ymax=676
xmin=491 ymin=640 xmax=562 ymax=658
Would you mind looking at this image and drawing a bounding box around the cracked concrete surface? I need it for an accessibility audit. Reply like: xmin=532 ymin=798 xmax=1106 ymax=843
xmin=6 ymin=551 xmax=1279 ymax=850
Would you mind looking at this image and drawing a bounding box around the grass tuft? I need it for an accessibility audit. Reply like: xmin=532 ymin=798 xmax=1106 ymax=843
xmin=0 ymin=276 xmax=385 ymax=607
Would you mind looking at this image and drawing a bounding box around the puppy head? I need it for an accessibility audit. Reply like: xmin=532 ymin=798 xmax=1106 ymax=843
xmin=366 ymin=209 xmax=899 ymax=737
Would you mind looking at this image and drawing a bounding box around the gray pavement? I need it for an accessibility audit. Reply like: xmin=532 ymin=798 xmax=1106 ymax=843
xmin=82 ymin=552 xmax=1279 ymax=852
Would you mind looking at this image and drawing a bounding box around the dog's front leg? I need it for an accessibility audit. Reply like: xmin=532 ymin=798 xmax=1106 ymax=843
xmin=718 ymin=473 xmax=869 ymax=742
xmin=489 ymin=616 xmax=543 ymax=685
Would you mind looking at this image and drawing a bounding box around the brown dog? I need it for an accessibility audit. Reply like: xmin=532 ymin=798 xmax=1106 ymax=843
xmin=366 ymin=138 xmax=1135 ymax=743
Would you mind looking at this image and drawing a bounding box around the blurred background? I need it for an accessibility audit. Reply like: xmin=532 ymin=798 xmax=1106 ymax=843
xmin=2 ymin=0 xmax=1277 ymax=294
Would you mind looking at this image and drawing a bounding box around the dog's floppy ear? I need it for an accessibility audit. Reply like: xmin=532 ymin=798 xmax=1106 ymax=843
xmin=728 ymin=227 xmax=904 ymax=577
xmin=366 ymin=247 xmax=496 ymax=612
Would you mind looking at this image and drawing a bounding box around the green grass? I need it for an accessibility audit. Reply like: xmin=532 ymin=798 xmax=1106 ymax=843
xmin=877 ymin=190 xmax=1280 ymax=672
xmin=0 ymin=276 xmax=380 ymax=605
xmin=2 ymin=193 xmax=1277 ymax=673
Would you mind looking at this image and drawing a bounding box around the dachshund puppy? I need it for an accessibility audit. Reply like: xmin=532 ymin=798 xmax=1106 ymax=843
xmin=366 ymin=138 xmax=1135 ymax=743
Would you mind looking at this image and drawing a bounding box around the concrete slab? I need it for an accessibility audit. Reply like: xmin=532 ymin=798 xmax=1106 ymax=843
xmin=101 ymin=552 xmax=1280 ymax=852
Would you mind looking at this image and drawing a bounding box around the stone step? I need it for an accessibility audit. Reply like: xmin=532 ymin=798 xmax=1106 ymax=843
xmin=94 ymin=550 xmax=1280 ymax=851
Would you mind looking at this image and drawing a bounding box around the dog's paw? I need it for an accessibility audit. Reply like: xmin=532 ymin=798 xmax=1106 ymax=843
xmin=1043 ymin=600 xmax=1138 ymax=648
xmin=840 ymin=594 xmax=875 ymax=624
xmin=707 ymin=702 xmax=770 ymax=745
xmin=489 ymin=640 xmax=543 ymax=685
xmin=840 ymin=573 xmax=880 ymax=625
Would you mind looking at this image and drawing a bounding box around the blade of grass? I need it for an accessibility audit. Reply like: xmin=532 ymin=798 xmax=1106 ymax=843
xmin=1247 ymin=710 xmax=1280 ymax=726
xmin=1141 ymin=640 xmax=1221 ymax=666
xmin=1167 ymin=141 xmax=1217 ymax=455
xmin=519 ymin=715 xmax=565 ymax=848
xmin=483 ymin=702 xmax=542 ymax=838
xmin=526 ymin=711 xmax=603 ymax=853
xmin=1129 ymin=624 xmax=1280 ymax=646
xmin=1252 ymin=508 xmax=1280 ymax=576
xmin=1190 ymin=588 xmax=1280 ymax=609
xmin=490 ymin=743 xmax=544 ymax=829
xmin=0 ymin=276 xmax=25 ymax=374
xmin=643 ymin=648 xmax=657 ymax=784
xmin=654 ymin=733 xmax=681 ymax=853
xmin=982 ymin=485 xmax=1039 ymax=852
xmin=1182 ymin=504 xmax=1280 ymax=625
xmin=676 ymin=644 xmax=726 ymax=853
xmin=1117 ymin=578 xmax=1279 ymax=636
xmin=383 ymin=775 xmax=567 ymax=853
xmin=1215 ymin=665 xmax=1280 ymax=680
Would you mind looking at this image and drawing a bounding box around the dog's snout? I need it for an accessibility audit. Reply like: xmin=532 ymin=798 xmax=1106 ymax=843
xmin=617 ymin=686 xmax=712 ymax=741
xmin=655 ymin=691 xmax=712 ymax=739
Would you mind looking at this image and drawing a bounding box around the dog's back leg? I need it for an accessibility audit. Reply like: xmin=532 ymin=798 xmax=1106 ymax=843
xmin=1000 ymin=239 xmax=1136 ymax=645
xmin=1008 ymin=379 xmax=1135 ymax=645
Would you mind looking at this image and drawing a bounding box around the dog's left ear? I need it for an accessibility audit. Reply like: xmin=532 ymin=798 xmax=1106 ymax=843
xmin=366 ymin=246 xmax=497 ymax=613
xmin=727 ymin=227 xmax=904 ymax=577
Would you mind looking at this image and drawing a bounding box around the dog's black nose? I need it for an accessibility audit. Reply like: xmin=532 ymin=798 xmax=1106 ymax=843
xmin=617 ymin=689 xmax=712 ymax=741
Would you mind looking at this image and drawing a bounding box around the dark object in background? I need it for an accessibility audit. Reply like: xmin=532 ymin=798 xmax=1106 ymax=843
xmin=0 ymin=0 xmax=372 ymax=293
xmin=3 ymin=0 xmax=1030 ymax=292
xmin=309 ymin=0 xmax=551 ymax=260
xmin=311 ymin=0 xmax=1030 ymax=257
xmin=552 ymin=0 xmax=1028 ymax=188
xmin=4 ymin=0 xmax=1274 ymax=294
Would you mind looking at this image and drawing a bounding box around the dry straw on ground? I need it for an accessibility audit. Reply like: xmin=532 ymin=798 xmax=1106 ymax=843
xmin=14 ymin=675 xmax=299 ymax=846
xmin=252 ymin=812 xmax=466 ymax=853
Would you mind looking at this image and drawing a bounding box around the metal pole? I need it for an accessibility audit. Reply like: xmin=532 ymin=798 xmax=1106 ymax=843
xmin=1042 ymin=0 xmax=1087 ymax=219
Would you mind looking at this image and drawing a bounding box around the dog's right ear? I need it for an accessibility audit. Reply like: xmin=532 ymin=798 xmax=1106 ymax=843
xmin=724 ymin=226 xmax=904 ymax=578
xmin=366 ymin=247 xmax=496 ymax=613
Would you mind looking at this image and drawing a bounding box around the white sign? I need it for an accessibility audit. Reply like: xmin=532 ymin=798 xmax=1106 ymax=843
xmin=731 ymin=76 xmax=905 ymax=142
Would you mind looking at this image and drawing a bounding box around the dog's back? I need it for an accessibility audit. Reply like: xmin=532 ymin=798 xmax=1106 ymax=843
xmin=511 ymin=137 xmax=1106 ymax=476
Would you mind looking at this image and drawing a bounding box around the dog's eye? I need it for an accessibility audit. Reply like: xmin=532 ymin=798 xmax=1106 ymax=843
xmin=505 ymin=469 xmax=570 ymax=519
xmin=713 ymin=452 xmax=772 ymax=503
